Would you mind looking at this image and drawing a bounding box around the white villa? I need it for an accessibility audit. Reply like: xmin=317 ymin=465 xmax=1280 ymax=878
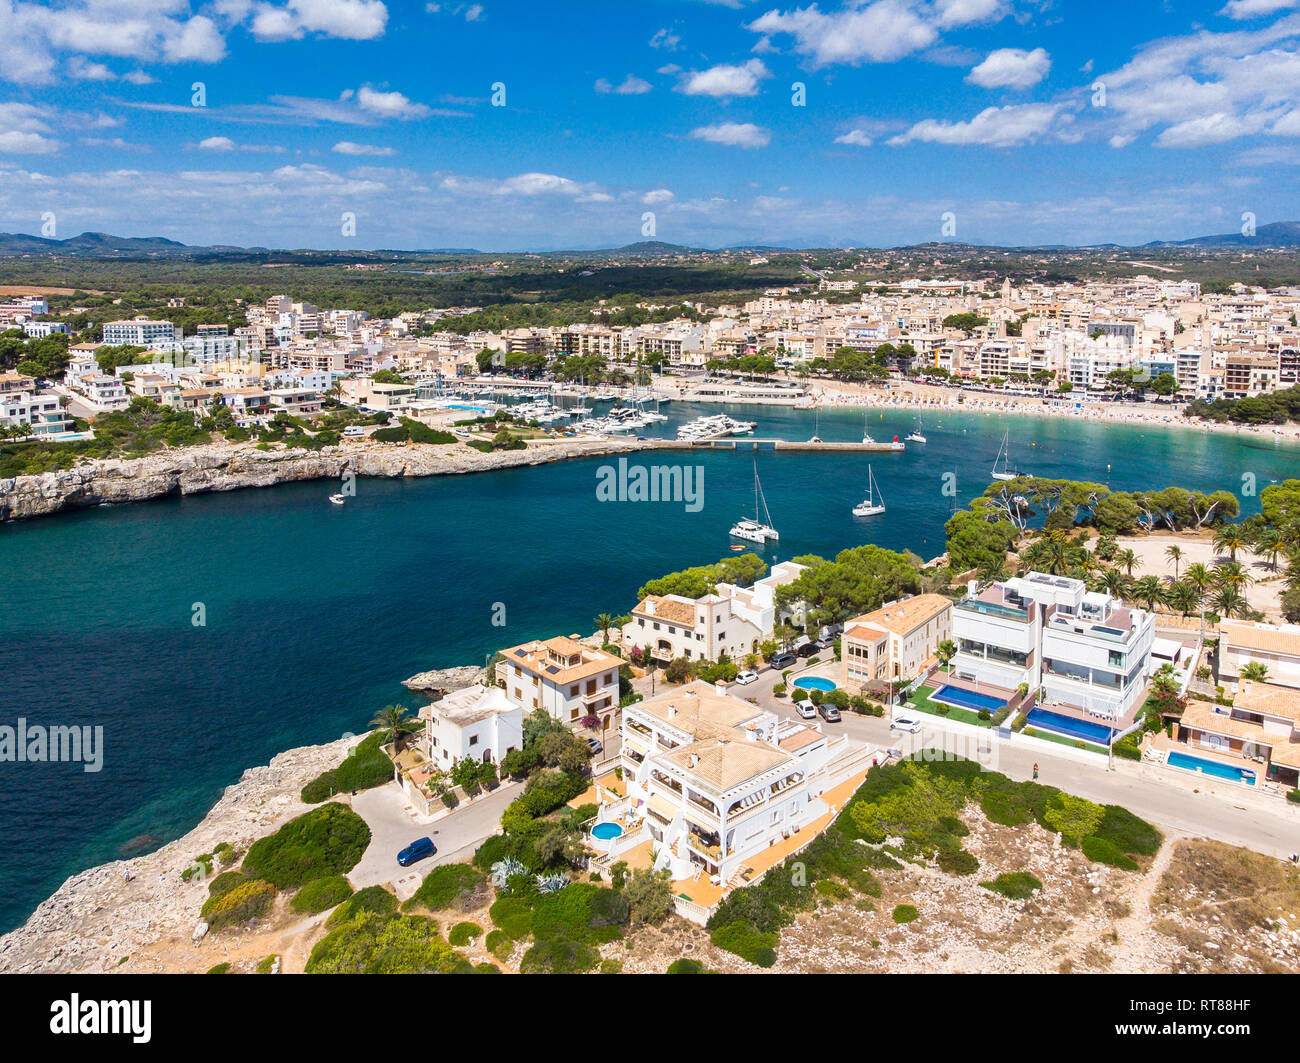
xmin=1219 ymin=620 xmax=1300 ymax=690
xmin=623 ymin=561 xmax=806 ymax=662
xmin=422 ymin=683 xmax=522 ymax=768
xmin=950 ymin=571 xmax=1156 ymax=721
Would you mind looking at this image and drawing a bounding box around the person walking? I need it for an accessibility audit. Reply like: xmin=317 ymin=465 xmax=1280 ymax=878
xmin=1032 ymin=762 xmax=1039 ymax=780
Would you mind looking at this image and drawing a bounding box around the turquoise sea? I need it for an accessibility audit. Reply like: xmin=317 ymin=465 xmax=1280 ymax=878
xmin=0 ymin=401 xmax=1295 ymax=932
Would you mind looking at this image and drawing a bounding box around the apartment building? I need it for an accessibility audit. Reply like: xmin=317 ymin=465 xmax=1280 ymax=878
xmin=617 ymin=681 xmax=859 ymax=885
xmin=950 ymin=572 xmax=1155 ymax=721
xmin=495 ymin=636 xmax=622 ymax=732
xmin=1223 ymin=351 xmax=1280 ymax=398
xmin=841 ymin=594 xmax=953 ymax=688
xmin=623 ymin=561 xmax=806 ymax=662
xmin=103 ymin=318 xmax=176 ymax=346
xmin=1219 ymin=620 xmax=1300 ymax=689
xmin=0 ymin=373 xmax=74 ymax=436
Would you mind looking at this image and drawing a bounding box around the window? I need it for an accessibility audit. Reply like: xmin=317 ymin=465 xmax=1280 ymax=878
xmin=1108 ymin=650 xmax=1123 ymax=668
xmin=469 ymin=735 xmax=478 ymax=746
xmin=570 ymin=707 xmax=580 ymax=721
xmin=569 ymin=684 xmax=579 ymax=697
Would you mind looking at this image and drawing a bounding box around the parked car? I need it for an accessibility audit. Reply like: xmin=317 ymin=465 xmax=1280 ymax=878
xmin=794 ymin=700 xmax=817 ymax=719
xmin=890 ymin=716 xmax=922 ymax=734
xmin=586 ymin=737 xmax=603 ymax=754
xmin=397 ymin=837 xmax=436 ymax=867
xmin=817 ymin=704 xmax=841 ymax=722
xmin=796 ymin=642 xmax=820 ymax=658
xmin=734 ymin=670 xmax=759 ymax=685
xmin=815 ymin=635 xmax=835 ymax=649
xmin=769 ymin=652 xmax=797 ymax=669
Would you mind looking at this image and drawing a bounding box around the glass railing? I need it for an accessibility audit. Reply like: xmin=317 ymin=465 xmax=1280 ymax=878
xmin=957 ymin=599 xmax=1029 ymax=621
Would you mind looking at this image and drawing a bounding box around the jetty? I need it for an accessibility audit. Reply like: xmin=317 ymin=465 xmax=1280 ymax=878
xmin=643 ymin=438 xmax=906 ymax=453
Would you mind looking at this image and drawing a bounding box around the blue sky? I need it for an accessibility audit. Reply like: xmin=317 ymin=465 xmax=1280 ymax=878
xmin=1 ymin=0 xmax=1299 ymax=250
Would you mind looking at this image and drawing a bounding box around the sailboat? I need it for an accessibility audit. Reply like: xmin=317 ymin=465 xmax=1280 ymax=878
xmin=862 ymin=410 xmax=875 ymax=445
xmin=906 ymin=418 xmax=927 ymax=444
xmin=853 ymin=465 xmax=886 ymax=517
xmin=808 ymin=408 xmax=822 ymax=444
xmin=991 ymin=430 xmax=1026 ymax=481
xmin=730 ymin=460 xmax=779 ymax=543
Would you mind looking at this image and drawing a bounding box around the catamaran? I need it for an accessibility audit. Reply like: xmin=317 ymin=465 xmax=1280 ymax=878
xmin=852 ymin=465 xmax=886 ymax=517
xmin=730 ymin=460 xmax=779 ymax=543
xmin=906 ymin=419 xmax=927 ymax=444
xmin=991 ymin=430 xmax=1026 ymax=481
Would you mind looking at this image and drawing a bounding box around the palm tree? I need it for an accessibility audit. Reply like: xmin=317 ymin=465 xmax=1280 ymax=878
xmin=936 ymin=639 xmax=957 ymax=677
xmin=1213 ymin=524 xmax=1245 ymax=563
xmin=1210 ymin=585 xmax=1251 ymax=619
xmin=1240 ymin=661 xmax=1270 ymax=682
xmin=1213 ymin=559 xmax=1253 ymax=593
xmin=1098 ymin=567 xmax=1127 ymax=599
xmin=1164 ymin=544 xmax=1184 ymax=580
xmin=1164 ymin=581 xmax=1200 ymax=617
xmin=594 ymin=613 xmax=615 ymax=642
xmin=1252 ymin=527 xmax=1283 ymax=572
xmin=1117 ymin=548 xmax=1138 ymax=577
xmin=1183 ymin=562 xmax=1212 ymax=599
xmin=1130 ymin=575 xmax=1166 ymax=611
xmin=370 ymin=704 xmax=419 ymax=754
xmin=1043 ymin=537 xmax=1071 ymax=576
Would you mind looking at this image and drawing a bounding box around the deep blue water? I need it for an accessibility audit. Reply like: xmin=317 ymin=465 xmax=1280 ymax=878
xmin=0 ymin=401 xmax=1295 ymax=932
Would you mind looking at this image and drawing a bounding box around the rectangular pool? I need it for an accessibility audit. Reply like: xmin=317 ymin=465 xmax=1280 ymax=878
xmin=931 ymin=685 xmax=1006 ymax=713
xmin=1166 ymin=751 xmax=1256 ymax=785
xmin=1024 ymin=708 xmax=1114 ymax=745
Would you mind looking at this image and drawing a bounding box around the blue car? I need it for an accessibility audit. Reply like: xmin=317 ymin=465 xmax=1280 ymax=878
xmin=397 ymin=837 xmax=436 ymax=867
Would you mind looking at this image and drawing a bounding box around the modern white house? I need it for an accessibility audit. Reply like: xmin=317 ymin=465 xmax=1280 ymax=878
xmin=612 ymin=680 xmax=870 ymax=886
xmin=495 ymin=635 xmax=622 ymax=733
xmin=950 ymin=571 xmax=1156 ymax=721
xmin=623 ymin=561 xmax=806 ymax=663
xmin=422 ymin=684 xmax=523 ymax=768
xmin=1219 ymin=620 xmax=1300 ymax=690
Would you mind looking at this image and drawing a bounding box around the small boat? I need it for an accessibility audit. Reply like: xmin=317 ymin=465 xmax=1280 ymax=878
xmin=906 ymin=419 xmax=927 ymax=444
xmin=729 ymin=544 xmax=746 ymax=551
xmin=808 ymin=408 xmax=823 ymax=444
xmin=853 ymin=465 xmax=886 ymax=517
xmin=730 ymin=460 xmax=779 ymax=543
xmin=328 ymin=493 xmax=347 ymax=505
xmin=991 ymin=430 xmax=1025 ymax=481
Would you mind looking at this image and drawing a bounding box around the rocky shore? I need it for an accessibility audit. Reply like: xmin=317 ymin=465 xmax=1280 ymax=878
xmin=0 ymin=736 xmax=354 ymax=974
xmin=0 ymin=435 xmax=644 ymax=522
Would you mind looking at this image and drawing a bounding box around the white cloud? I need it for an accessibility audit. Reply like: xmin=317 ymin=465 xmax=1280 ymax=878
xmin=967 ymin=47 xmax=1051 ymax=90
xmin=198 ymin=135 xmax=237 ymax=151
xmin=67 ymin=56 xmax=115 ymax=81
xmin=650 ymin=27 xmax=681 ymax=50
xmin=888 ymin=103 xmax=1061 ymax=147
xmin=333 ymin=140 xmax=396 ymax=156
xmin=933 ymin=0 xmax=1007 ymax=28
xmin=642 ymin=188 xmax=674 ymax=205
xmin=355 ymin=86 xmax=430 ymax=119
xmin=746 ymin=0 xmax=938 ymax=67
xmin=595 ymin=74 xmax=653 ymax=95
xmin=679 ymin=58 xmax=770 ymax=98
xmin=1219 ymin=0 xmax=1299 ymax=19
xmin=834 ymin=128 xmax=875 ymax=146
xmin=689 ymin=122 xmax=772 ymax=148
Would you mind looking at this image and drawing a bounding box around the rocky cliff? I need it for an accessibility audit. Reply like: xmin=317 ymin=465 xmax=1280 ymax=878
xmin=0 ymin=437 xmax=642 ymax=522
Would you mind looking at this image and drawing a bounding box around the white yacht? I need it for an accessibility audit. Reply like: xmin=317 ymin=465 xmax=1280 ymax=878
xmin=328 ymin=493 xmax=347 ymax=506
xmin=730 ymin=461 xmax=779 ymax=543
xmin=906 ymin=419 xmax=927 ymax=444
xmin=852 ymin=465 xmax=885 ymax=517
xmin=808 ymin=408 xmax=823 ymax=444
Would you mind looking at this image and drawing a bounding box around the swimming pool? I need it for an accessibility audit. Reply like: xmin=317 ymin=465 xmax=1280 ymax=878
xmin=591 ymin=822 xmax=624 ymax=840
xmin=1166 ymin=751 xmax=1256 ymax=785
xmin=1024 ymin=708 xmax=1113 ymax=745
xmin=931 ymin=684 xmax=1006 ymax=713
xmin=792 ymin=676 xmax=837 ymax=692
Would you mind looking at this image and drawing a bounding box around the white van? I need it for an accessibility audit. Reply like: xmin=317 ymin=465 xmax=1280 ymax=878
xmin=342 ymin=425 xmax=365 ymax=437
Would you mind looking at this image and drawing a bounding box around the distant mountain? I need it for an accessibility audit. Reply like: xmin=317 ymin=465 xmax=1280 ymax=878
xmin=1148 ymin=221 xmax=1300 ymax=248
xmin=0 ymin=231 xmax=192 ymax=257
xmin=577 ymin=240 xmax=707 ymax=257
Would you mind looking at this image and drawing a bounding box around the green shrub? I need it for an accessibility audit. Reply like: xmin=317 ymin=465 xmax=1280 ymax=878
xmin=486 ymin=930 xmax=514 ymax=961
xmin=407 ymin=863 xmax=486 ymax=912
xmin=936 ymin=848 xmax=980 ymax=876
xmin=206 ymin=963 xmax=230 ymax=974
xmin=599 ymin=958 xmax=623 ymax=974
xmin=1081 ymin=835 xmax=1138 ymax=871
xmin=300 ymin=769 xmax=340 ymax=804
xmin=519 ymin=934 xmax=600 ymax=974
xmin=448 ymin=922 xmax=483 ymax=946
xmin=214 ymin=842 xmax=237 ymax=867
xmin=256 ymin=954 xmax=279 ymax=974
xmin=1093 ymin=805 xmax=1162 ymax=856
xmin=327 ymin=885 xmax=398 ymax=927
xmin=1288 ymin=789 xmax=1300 ymax=804
xmin=306 ymin=911 xmax=470 ymax=974
xmin=301 ymin=733 xmax=395 ymax=802
xmin=666 ymin=958 xmax=707 ymax=974
xmin=206 ymin=869 xmax=248 ymax=900
xmin=242 ymin=803 xmax=370 ymax=889
xmin=709 ymin=921 xmax=777 ymax=967
xmin=290 ymin=874 xmax=354 ymax=914
xmin=814 ymin=879 xmax=851 ymax=900
xmin=980 ymin=871 xmax=1043 ymax=900
xmin=489 ymin=895 xmax=534 ymax=939
xmin=201 ymin=879 xmax=276 ymax=930
xmin=892 ymin=904 xmax=920 ymax=924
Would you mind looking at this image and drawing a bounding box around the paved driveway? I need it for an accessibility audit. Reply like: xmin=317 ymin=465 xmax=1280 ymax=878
xmin=347 ymin=780 xmax=520 ymax=892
